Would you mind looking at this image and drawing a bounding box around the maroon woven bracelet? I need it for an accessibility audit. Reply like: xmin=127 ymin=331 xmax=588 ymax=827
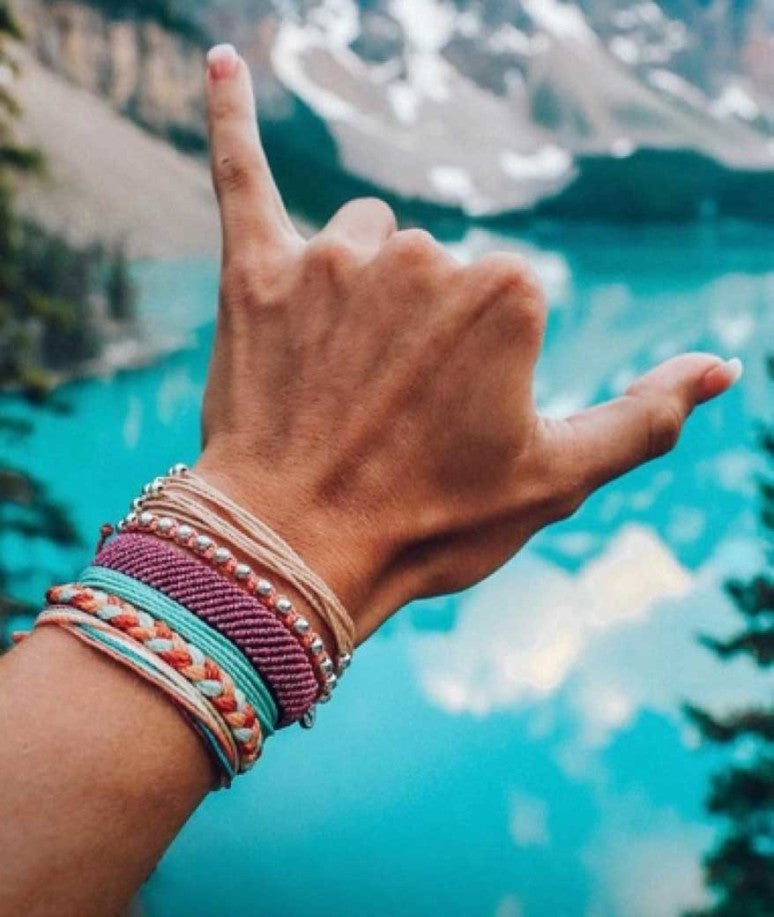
xmin=93 ymin=533 xmax=319 ymax=725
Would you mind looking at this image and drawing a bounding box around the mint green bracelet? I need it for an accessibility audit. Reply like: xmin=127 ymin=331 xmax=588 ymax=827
xmin=78 ymin=621 xmax=237 ymax=780
xmin=79 ymin=566 xmax=278 ymax=735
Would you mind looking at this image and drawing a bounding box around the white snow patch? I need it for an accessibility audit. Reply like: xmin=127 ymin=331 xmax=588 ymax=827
xmin=522 ymin=0 xmax=597 ymax=45
xmin=308 ymin=0 xmax=360 ymax=47
xmin=611 ymin=137 xmax=635 ymax=158
xmin=428 ymin=166 xmax=490 ymax=213
xmin=272 ymin=22 xmax=357 ymax=121
xmin=488 ymin=25 xmax=534 ymax=56
xmin=647 ymin=69 xmax=708 ymax=109
xmin=456 ymin=9 xmax=481 ymax=39
xmin=712 ymin=84 xmax=760 ymax=121
xmin=610 ymin=36 xmax=641 ymax=65
xmin=389 ymin=0 xmax=456 ymax=54
xmin=387 ymin=82 xmax=419 ymax=124
xmin=500 ymin=145 xmax=573 ymax=182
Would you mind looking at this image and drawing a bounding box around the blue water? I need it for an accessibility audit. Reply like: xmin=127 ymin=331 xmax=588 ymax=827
xmin=2 ymin=223 xmax=772 ymax=916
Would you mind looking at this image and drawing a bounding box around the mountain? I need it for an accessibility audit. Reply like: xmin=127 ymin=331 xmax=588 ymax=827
xmin=242 ymin=0 xmax=774 ymax=219
xmin=15 ymin=0 xmax=774 ymax=221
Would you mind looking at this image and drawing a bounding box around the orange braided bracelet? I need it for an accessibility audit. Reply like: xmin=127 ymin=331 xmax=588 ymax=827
xmin=45 ymin=584 xmax=263 ymax=773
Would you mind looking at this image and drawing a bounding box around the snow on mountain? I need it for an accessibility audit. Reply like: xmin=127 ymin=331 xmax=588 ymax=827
xmin=229 ymin=1 xmax=774 ymax=216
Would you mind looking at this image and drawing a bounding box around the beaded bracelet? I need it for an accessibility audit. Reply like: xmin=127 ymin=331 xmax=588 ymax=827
xmin=46 ymin=584 xmax=263 ymax=773
xmin=112 ymin=507 xmax=344 ymax=727
xmin=97 ymin=463 xmax=354 ymax=729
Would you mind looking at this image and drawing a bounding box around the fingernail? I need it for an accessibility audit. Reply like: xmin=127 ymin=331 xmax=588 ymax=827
xmin=207 ymin=43 xmax=239 ymax=81
xmin=724 ymin=357 xmax=744 ymax=385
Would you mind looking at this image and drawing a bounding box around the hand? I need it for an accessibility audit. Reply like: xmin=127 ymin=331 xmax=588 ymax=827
xmin=195 ymin=44 xmax=741 ymax=643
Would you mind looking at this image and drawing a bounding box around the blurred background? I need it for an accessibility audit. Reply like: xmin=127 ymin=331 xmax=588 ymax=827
xmin=0 ymin=2 xmax=772 ymax=915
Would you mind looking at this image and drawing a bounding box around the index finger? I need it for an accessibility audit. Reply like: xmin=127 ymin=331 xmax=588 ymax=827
xmin=205 ymin=44 xmax=298 ymax=259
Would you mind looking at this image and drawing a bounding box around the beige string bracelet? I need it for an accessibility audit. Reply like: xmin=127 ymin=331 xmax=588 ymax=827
xmin=124 ymin=464 xmax=355 ymax=667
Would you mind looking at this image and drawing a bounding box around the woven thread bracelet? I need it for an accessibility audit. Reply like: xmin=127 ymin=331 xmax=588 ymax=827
xmin=111 ymin=514 xmax=335 ymax=707
xmin=75 ymin=567 xmax=278 ymax=736
xmin=43 ymin=584 xmax=264 ymax=777
xmin=93 ymin=532 xmax=319 ymax=726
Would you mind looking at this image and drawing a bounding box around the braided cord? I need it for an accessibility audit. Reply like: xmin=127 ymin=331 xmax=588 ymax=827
xmin=44 ymin=585 xmax=263 ymax=772
xmin=93 ymin=533 xmax=319 ymax=726
xmin=80 ymin=566 xmax=278 ymax=736
xmin=35 ymin=606 xmax=238 ymax=784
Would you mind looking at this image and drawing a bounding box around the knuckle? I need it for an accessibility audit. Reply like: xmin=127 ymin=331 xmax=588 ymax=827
xmin=221 ymin=253 xmax=287 ymax=310
xmin=472 ymin=255 xmax=546 ymax=338
xmin=356 ymin=196 xmax=397 ymax=229
xmin=387 ymin=228 xmax=439 ymax=264
xmin=213 ymin=152 xmax=255 ymax=196
xmin=641 ymin=396 xmax=684 ymax=459
xmin=304 ymin=237 xmax=358 ymax=277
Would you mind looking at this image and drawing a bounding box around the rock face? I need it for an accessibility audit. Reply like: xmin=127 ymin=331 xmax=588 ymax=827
xmin=12 ymin=0 xmax=207 ymax=148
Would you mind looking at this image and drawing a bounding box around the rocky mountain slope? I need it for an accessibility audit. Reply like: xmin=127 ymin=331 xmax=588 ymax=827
xmin=12 ymin=42 xmax=218 ymax=258
xmin=257 ymin=0 xmax=774 ymax=216
xmin=13 ymin=0 xmax=774 ymax=220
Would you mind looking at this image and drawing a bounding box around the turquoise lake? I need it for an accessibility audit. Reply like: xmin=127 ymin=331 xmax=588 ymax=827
xmin=2 ymin=222 xmax=772 ymax=916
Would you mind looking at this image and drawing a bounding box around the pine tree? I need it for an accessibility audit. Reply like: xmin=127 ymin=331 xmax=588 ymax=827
xmin=684 ymin=357 xmax=774 ymax=916
xmin=0 ymin=3 xmax=80 ymax=639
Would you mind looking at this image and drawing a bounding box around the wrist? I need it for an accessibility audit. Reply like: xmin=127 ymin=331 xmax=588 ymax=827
xmin=193 ymin=450 xmax=389 ymax=642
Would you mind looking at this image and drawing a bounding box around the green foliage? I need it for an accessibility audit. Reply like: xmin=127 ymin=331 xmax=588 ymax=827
xmin=0 ymin=1 xmax=134 ymax=639
xmin=685 ymin=361 xmax=774 ymax=915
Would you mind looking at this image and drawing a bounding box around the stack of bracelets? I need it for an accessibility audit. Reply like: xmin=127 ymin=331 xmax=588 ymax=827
xmin=28 ymin=464 xmax=356 ymax=787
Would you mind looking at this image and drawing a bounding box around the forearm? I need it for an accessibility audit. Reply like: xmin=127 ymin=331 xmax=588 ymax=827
xmin=0 ymin=627 xmax=210 ymax=917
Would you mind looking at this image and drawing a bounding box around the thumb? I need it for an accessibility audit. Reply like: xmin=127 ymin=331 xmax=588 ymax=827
xmin=557 ymin=352 xmax=743 ymax=495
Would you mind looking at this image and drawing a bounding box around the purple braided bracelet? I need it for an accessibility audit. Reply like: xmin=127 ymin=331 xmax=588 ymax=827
xmin=94 ymin=533 xmax=319 ymax=725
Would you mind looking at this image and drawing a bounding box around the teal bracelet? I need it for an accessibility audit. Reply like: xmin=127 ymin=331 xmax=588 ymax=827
xmin=79 ymin=566 xmax=278 ymax=735
xmin=78 ymin=621 xmax=237 ymax=781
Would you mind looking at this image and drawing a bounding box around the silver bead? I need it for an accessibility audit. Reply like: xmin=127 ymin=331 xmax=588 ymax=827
xmin=320 ymin=657 xmax=334 ymax=675
xmin=177 ymin=524 xmax=193 ymax=542
xmin=117 ymin=518 xmax=126 ymax=532
xmin=139 ymin=511 xmax=154 ymax=527
xmin=256 ymin=579 xmax=273 ymax=598
xmin=168 ymin=463 xmax=188 ymax=476
xmin=276 ymin=596 xmax=293 ymax=614
xmin=142 ymin=482 xmax=153 ymax=496
xmin=317 ymin=691 xmax=332 ymax=705
xmin=131 ymin=497 xmax=145 ymax=512
xmin=194 ymin=535 xmax=212 ymax=553
xmin=300 ymin=707 xmax=316 ymax=729
xmin=149 ymin=477 xmax=165 ymax=495
xmin=338 ymin=652 xmax=352 ymax=671
xmin=213 ymin=547 xmax=231 ymax=565
xmin=125 ymin=512 xmax=137 ymax=526
xmin=157 ymin=517 xmax=174 ymax=534
xmin=325 ymin=673 xmax=338 ymax=691
xmin=235 ymin=563 xmax=251 ymax=581
xmin=292 ymin=616 xmax=310 ymax=635
xmin=310 ymin=637 xmax=324 ymax=655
